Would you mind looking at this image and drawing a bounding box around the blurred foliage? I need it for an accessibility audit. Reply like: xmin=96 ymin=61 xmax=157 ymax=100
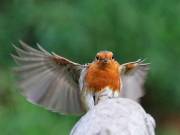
xmin=0 ymin=0 xmax=180 ymax=135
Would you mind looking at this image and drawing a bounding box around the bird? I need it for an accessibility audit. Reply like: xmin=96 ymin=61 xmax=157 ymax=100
xmin=12 ymin=41 xmax=149 ymax=115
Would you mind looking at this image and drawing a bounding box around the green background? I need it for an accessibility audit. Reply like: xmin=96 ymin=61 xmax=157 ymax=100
xmin=0 ymin=0 xmax=180 ymax=135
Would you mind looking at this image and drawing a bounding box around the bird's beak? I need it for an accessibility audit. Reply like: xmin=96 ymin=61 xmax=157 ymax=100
xmin=101 ymin=58 xmax=109 ymax=63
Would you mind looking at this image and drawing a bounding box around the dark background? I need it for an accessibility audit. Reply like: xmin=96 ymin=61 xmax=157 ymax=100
xmin=0 ymin=0 xmax=180 ymax=135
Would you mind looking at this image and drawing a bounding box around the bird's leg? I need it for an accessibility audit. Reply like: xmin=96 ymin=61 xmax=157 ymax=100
xmin=95 ymin=87 xmax=119 ymax=104
xmin=80 ymin=89 xmax=95 ymax=111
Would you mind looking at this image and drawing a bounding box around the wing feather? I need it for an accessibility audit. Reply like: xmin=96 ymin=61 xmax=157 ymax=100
xmin=119 ymin=59 xmax=149 ymax=102
xmin=12 ymin=41 xmax=85 ymax=115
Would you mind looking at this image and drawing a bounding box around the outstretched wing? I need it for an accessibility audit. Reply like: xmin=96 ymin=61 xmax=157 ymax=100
xmin=12 ymin=41 xmax=85 ymax=115
xmin=119 ymin=59 xmax=149 ymax=102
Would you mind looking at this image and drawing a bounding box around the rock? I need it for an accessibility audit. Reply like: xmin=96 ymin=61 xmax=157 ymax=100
xmin=70 ymin=98 xmax=155 ymax=135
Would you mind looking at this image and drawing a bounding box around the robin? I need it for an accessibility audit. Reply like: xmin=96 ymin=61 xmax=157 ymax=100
xmin=12 ymin=41 xmax=149 ymax=115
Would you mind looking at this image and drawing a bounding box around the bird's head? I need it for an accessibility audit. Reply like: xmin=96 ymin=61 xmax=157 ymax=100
xmin=95 ymin=51 xmax=114 ymax=64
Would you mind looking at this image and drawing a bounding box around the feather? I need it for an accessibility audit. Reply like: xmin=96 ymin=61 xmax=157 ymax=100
xmin=12 ymin=41 xmax=85 ymax=115
xmin=119 ymin=59 xmax=150 ymax=101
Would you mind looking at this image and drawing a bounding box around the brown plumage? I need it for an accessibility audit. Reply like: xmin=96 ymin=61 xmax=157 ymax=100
xmin=85 ymin=51 xmax=120 ymax=91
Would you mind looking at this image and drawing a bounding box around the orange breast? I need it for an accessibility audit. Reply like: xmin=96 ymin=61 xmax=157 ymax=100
xmin=85 ymin=61 xmax=120 ymax=92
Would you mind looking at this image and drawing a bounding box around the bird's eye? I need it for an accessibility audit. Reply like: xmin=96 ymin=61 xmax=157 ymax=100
xmin=96 ymin=56 xmax=99 ymax=60
xmin=112 ymin=56 xmax=114 ymax=59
